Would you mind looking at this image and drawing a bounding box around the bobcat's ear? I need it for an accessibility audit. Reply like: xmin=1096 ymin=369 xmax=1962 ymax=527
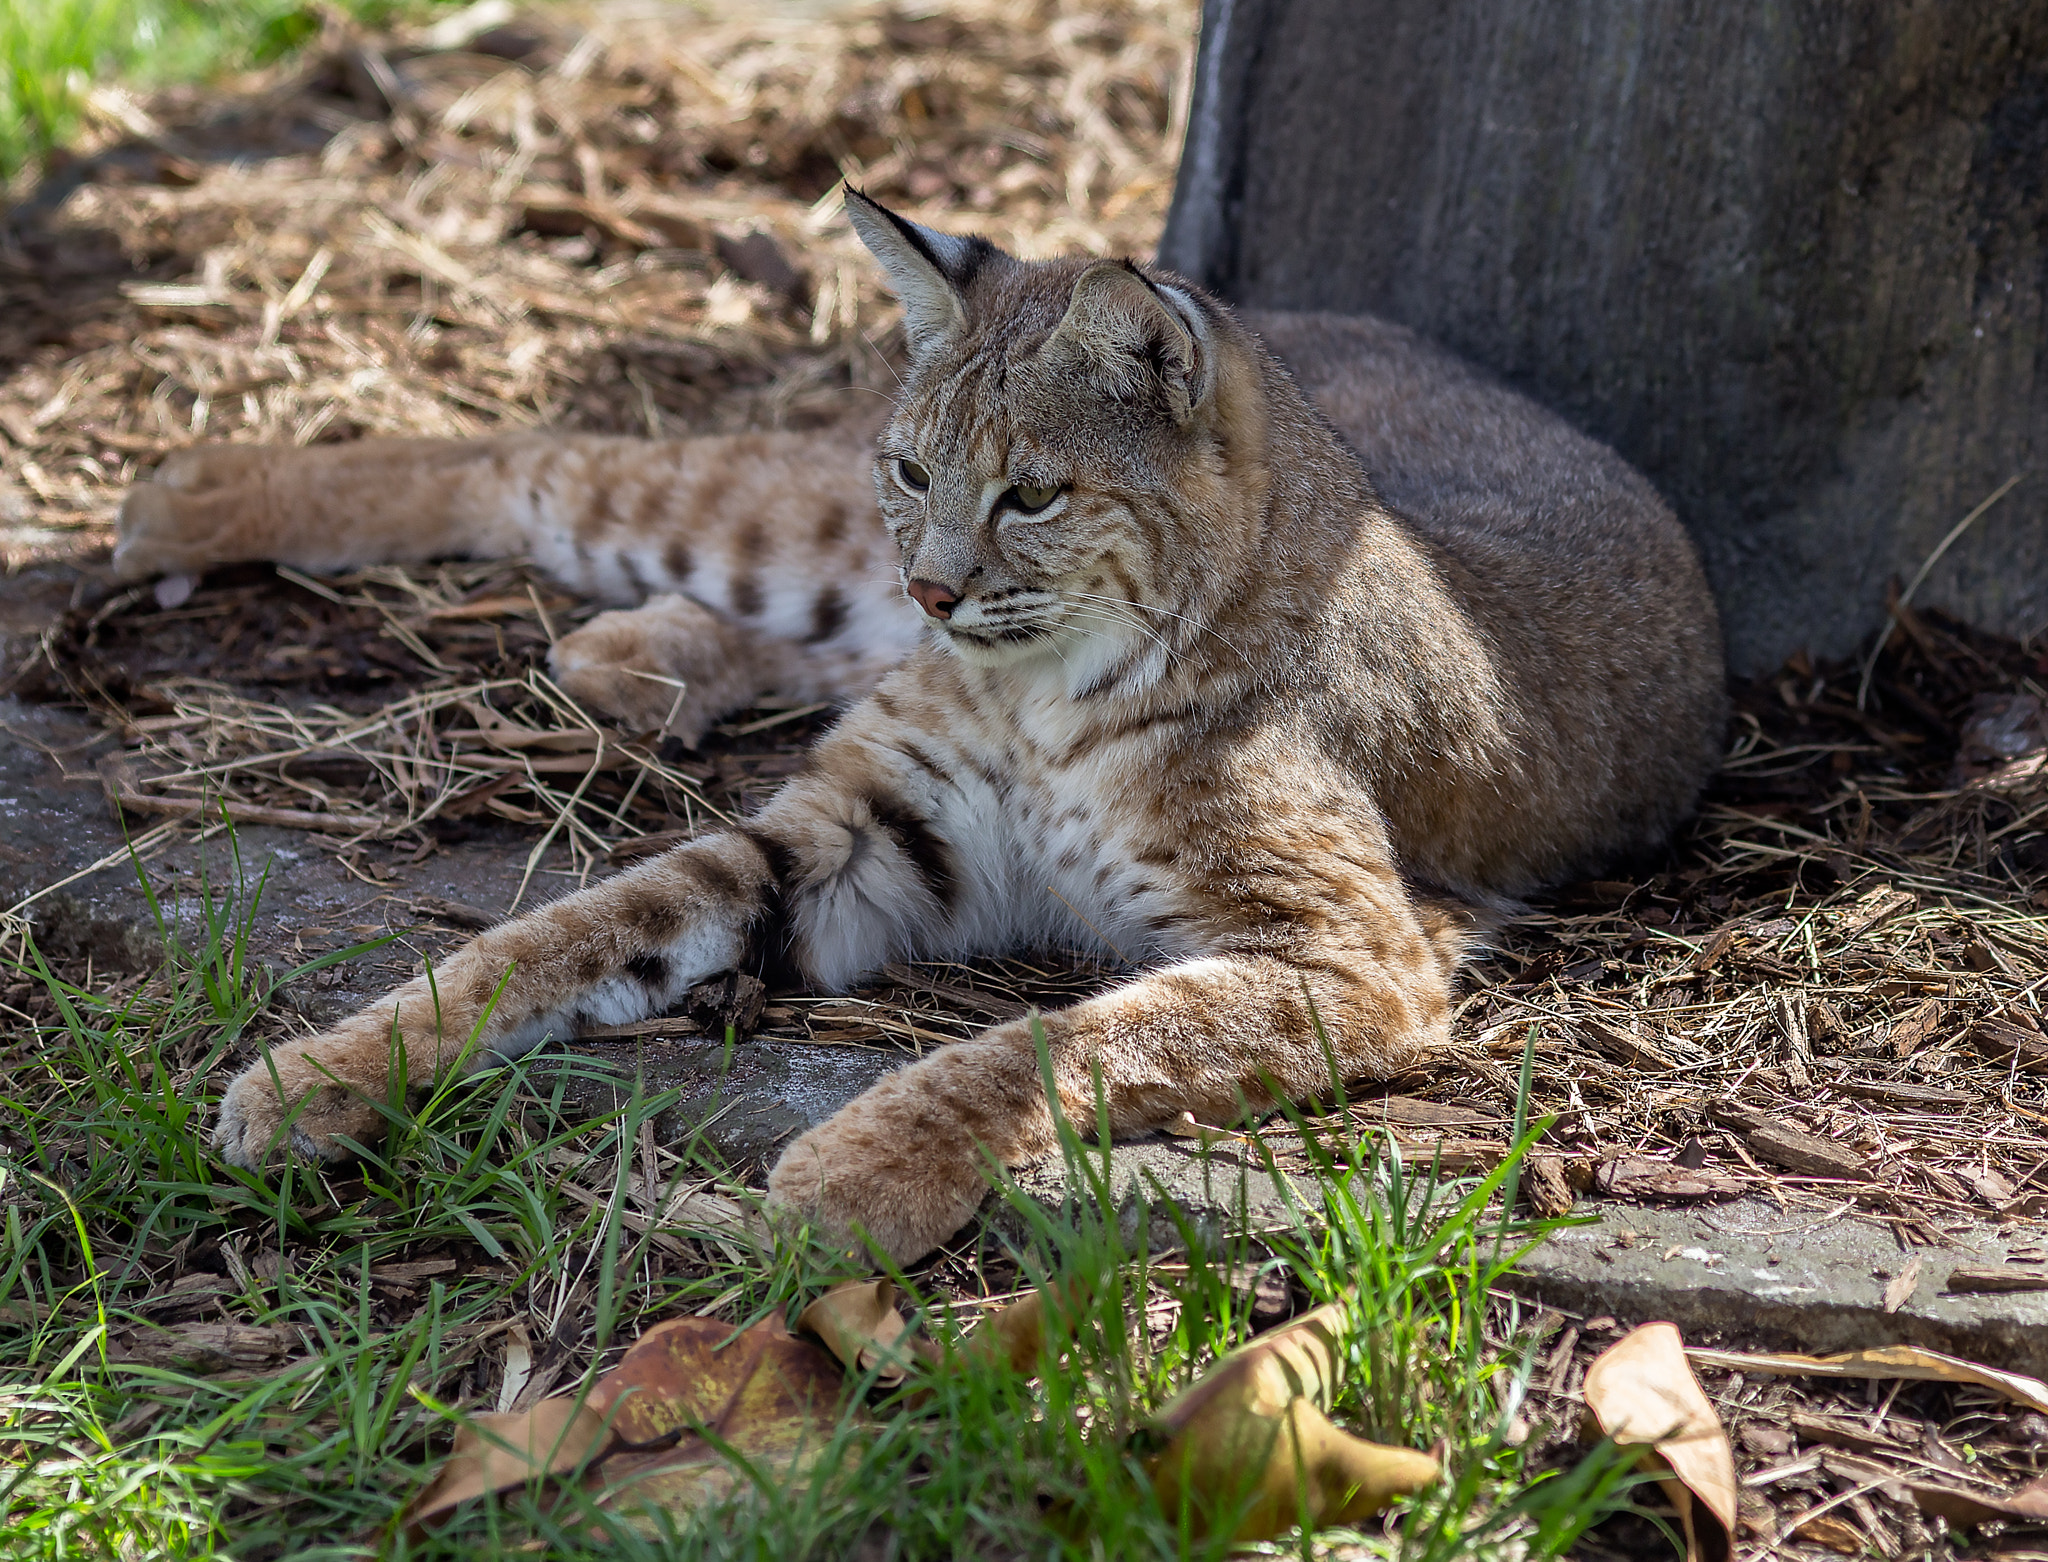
xmin=843 ymin=188 xmax=993 ymax=361
xmin=1042 ymin=261 xmax=1212 ymax=425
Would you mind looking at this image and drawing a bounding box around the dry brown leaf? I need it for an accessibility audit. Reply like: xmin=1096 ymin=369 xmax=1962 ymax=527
xmin=965 ymin=1275 xmax=1097 ymax=1376
xmin=1582 ymin=1323 xmax=1736 ymax=1562
xmin=797 ymin=1279 xmax=913 ymax=1387
xmin=1685 ymin=1342 xmax=2048 ymax=1415
xmin=406 ymin=1398 xmax=613 ymax=1530
xmin=1141 ymin=1301 xmax=1439 ymax=1543
xmin=406 ymin=1314 xmax=845 ymax=1531
xmin=1886 ymin=1469 xmax=2048 ymax=1527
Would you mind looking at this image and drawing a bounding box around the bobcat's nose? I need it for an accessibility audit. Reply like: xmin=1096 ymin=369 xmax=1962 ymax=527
xmin=906 ymin=578 xmax=960 ymax=620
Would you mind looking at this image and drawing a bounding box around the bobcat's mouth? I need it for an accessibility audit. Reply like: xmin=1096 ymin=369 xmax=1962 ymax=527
xmin=936 ymin=588 xmax=1066 ymax=661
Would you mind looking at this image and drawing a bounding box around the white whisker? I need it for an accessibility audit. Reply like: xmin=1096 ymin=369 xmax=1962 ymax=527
xmin=1068 ymin=591 xmax=1252 ymax=667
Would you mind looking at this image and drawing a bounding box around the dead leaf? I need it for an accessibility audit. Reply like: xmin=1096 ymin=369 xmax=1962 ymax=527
xmin=968 ymin=1276 xmax=1091 ymax=1376
xmin=497 ymin=1319 xmax=533 ymax=1413
xmin=1141 ymin=1301 xmax=1439 ymax=1543
xmin=1582 ymin=1323 xmax=1736 ymax=1562
xmin=407 ymin=1399 xmax=613 ymax=1529
xmin=798 ymin=1279 xmax=913 ymax=1387
xmin=1685 ymin=1343 xmax=2048 ymax=1415
xmin=406 ymin=1315 xmax=845 ymax=1532
xmin=1894 ymin=1470 xmax=2048 ymax=1527
xmin=591 ymin=1315 xmax=839 ymax=1450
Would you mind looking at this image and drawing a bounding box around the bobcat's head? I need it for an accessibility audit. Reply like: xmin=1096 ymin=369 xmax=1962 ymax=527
xmin=846 ymin=190 xmax=1260 ymax=696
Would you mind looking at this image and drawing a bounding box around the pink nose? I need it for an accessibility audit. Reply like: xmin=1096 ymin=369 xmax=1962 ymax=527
xmin=907 ymin=578 xmax=960 ymax=619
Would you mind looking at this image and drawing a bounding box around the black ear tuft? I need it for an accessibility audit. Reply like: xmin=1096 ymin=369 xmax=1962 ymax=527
xmin=843 ymin=189 xmax=1010 ymax=359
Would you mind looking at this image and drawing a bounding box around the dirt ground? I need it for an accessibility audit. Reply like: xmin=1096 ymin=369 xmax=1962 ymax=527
xmin=3 ymin=2 xmax=2048 ymax=1556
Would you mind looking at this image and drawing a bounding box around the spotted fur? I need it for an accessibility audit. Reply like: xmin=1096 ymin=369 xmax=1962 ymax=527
xmin=132 ymin=192 xmax=1725 ymax=1262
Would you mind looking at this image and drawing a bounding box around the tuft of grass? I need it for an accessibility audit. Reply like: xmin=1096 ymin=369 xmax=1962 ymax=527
xmin=0 ymin=0 xmax=458 ymax=176
xmin=1 ymin=851 xmax=1647 ymax=1560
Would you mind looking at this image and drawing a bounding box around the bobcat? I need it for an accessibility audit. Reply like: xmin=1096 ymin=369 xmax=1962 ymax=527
xmin=115 ymin=191 xmax=1726 ymax=1261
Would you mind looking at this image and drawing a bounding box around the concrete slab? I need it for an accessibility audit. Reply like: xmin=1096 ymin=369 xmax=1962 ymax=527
xmin=981 ymin=1130 xmax=2048 ymax=1379
xmin=1511 ymin=1197 xmax=2048 ymax=1377
xmin=995 ymin=1135 xmax=1304 ymax=1253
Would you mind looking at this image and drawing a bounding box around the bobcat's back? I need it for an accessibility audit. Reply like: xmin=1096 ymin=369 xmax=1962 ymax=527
xmin=1252 ymin=310 xmax=1726 ymax=895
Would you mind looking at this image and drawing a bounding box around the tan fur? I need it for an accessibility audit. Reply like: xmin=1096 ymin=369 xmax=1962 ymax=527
xmin=122 ymin=194 xmax=1724 ymax=1262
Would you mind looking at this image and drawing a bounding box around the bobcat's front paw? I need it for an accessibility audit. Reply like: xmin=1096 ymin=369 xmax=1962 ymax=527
xmin=213 ymin=1047 xmax=385 ymax=1170
xmin=765 ymin=1096 xmax=996 ymax=1264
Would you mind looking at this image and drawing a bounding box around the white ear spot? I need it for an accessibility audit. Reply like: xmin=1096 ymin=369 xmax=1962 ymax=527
xmin=1042 ymin=263 xmax=1210 ymax=425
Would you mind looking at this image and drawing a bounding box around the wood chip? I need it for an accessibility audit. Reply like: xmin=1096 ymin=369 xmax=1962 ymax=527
xmin=1973 ymin=1018 xmax=2048 ymax=1074
xmin=1888 ymin=999 xmax=1944 ymax=1060
xmin=1831 ymin=1078 xmax=1979 ymax=1108
xmin=1881 ymin=1256 xmax=1923 ymax=1313
xmin=1523 ymin=1155 xmax=1576 ymax=1217
xmin=1790 ymin=1411 xmax=1912 ymax=1458
xmin=1353 ymin=1095 xmax=1498 ymax=1130
xmin=407 ymin=893 xmax=495 ymax=929
xmin=1594 ymin=1156 xmax=1747 ymax=1202
xmin=1578 ymin=1015 xmax=1679 ymax=1070
xmin=1943 ymin=1266 xmax=2048 ymax=1295
xmin=1741 ymin=1119 xmax=1868 ymax=1180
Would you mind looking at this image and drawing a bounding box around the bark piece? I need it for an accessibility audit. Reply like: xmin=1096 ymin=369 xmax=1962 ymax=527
xmin=1887 ymin=1000 xmax=1944 ymax=1060
xmin=1944 ymin=1267 xmax=2048 ymax=1295
xmin=1740 ymin=1120 xmax=1867 ymax=1180
xmin=1594 ymin=1156 xmax=1746 ymax=1203
xmin=1972 ymin=1018 xmax=2048 ymax=1074
xmin=683 ymin=972 xmax=767 ymax=1036
xmin=1579 ymin=1015 xmax=1679 ymax=1070
xmin=108 ymin=1320 xmax=300 ymax=1372
xmin=1353 ymin=1095 xmax=1497 ymax=1130
xmin=1523 ymin=1155 xmax=1576 ymax=1217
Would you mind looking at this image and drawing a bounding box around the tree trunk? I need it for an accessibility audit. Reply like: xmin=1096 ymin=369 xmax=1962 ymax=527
xmin=1159 ymin=0 xmax=2048 ymax=673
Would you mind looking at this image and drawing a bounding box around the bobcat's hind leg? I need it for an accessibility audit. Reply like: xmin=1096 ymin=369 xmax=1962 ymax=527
xmin=552 ymin=595 xmax=793 ymax=744
xmin=551 ymin=593 xmax=898 ymax=742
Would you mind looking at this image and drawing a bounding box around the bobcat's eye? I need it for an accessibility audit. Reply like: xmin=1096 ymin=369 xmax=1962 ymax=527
xmin=896 ymin=459 xmax=930 ymax=493
xmin=1009 ymin=482 xmax=1061 ymax=513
